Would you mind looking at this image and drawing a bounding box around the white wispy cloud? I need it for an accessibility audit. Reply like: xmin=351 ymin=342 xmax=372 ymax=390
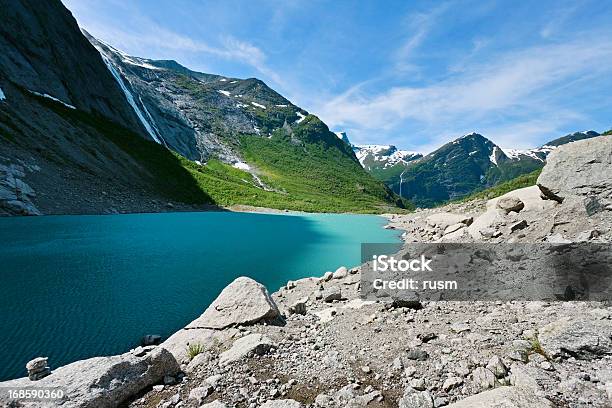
xmin=63 ymin=0 xmax=283 ymax=86
xmin=392 ymin=3 xmax=451 ymax=74
xmin=315 ymin=34 xmax=612 ymax=149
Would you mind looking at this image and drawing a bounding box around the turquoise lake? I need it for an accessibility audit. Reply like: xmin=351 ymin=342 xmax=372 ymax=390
xmin=0 ymin=211 xmax=400 ymax=381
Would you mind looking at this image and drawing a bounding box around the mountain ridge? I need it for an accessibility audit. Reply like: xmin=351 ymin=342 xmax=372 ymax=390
xmin=338 ymin=129 xmax=606 ymax=207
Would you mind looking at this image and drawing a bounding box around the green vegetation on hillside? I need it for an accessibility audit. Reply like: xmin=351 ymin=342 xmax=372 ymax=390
xmin=450 ymin=169 xmax=542 ymax=203
xmin=236 ymin=116 xmax=412 ymax=213
xmin=36 ymin=94 xmax=406 ymax=213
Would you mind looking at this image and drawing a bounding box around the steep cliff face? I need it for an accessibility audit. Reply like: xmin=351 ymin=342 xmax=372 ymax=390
xmin=0 ymin=0 xmax=145 ymax=134
xmin=0 ymin=0 xmax=211 ymax=215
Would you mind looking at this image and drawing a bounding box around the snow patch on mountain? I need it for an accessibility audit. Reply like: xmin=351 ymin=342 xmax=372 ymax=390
xmin=500 ymin=146 xmax=551 ymax=162
xmin=354 ymin=144 xmax=422 ymax=169
xmin=489 ymin=146 xmax=499 ymax=165
xmin=0 ymin=86 xmax=5 ymax=101
xmin=95 ymin=37 xmax=161 ymax=71
xmin=251 ymin=101 xmax=266 ymax=109
xmin=218 ymin=90 xmax=231 ymax=97
xmin=296 ymin=111 xmax=306 ymax=123
xmin=29 ymin=90 xmax=76 ymax=109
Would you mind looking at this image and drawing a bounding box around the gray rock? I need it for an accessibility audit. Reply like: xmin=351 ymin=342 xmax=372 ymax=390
xmin=321 ymin=271 xmax=334 ymax=282
xmin=426 ymin=213 xmax=473 ymax=229
xmin=188 ymin=385 xmax=213 ymax=404
xmin=443 ymin=386 xmax=554 ymax=407
xmin=219 ymin=333 xmax=276 ymax=365
xmin=28 ymin=367 xmax=51 ymax=381
xmin=442 ymin=376 xmax=463 ymax=391
xmin=332 ymin=266 xmax=348 ymax=279
xmin=322 ymin=286 xmax=342 ymax=302
xmin=538 ymin=316 xmax=612 ymax=359
xmin=485 ymin=356 xmax=507 ymax=378
xmin=510 ymin=220 xmax=528 ymax=232
xmin=537 ymin=135 xmax=612 ymax=203
xmin=399 ymin=387 xmax=434 ymax=408
xmin=405 ymin=349 xmax=429 ymax=361
xmin=259 ymin=398 xmax=304 ymax=407
xmin=410 ymin=378 xmax=426 ymax=391
xmin=497 ymin=196 xmax=525 ymax=213
xmin=184 ymin=350 xmax=211 ymax=373
xmin=205 ymin=373 xmax=222 ymax=388
xmin=186 ymin=277 xmax=280 ymax=329
xmin=288 ymin=297 xmax=308 ymax=315
xmin=471 ymin=367 xmax=496 ymax=391
xmin=479 ymin=227 xmax=500 ymax=239
xmin=509 ymin=363 xmax=556 ymax=391
xmin=0 ymin=346 xmax=179 ymax=408
xmin=26 ymin=357 xmax=48 ymax=372
xmin=444 ymin=223 xmax=465 ymax=235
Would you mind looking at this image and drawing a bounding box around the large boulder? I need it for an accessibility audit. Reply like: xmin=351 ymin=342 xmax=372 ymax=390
xmin=538 ymin=316 xmax=612 ymax=360
xmin=0 ymin=346 xmax=179 ymax=408
xmin=444 ymin=386 xmax=554 ymax=407
xmin=186 ymin=277 xmax=280 ymax=330
xmin=537 ymin=135 xmax=612 ymax=203
xmin=219 ymin=333 xmax=276 ymax=365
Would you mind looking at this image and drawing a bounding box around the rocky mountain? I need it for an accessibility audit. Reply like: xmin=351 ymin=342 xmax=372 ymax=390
xmin=0 ymin=0 xmax=209 ymax=216
xmin=83 ymin=32 xmax=406 ymax=212
xmin=387 ymin=131 xmax=604 ymax=207
xmin=85 ymin=31 xmax=308 ymax=163
xmin=353 ymin=145 xmax=423 ymax=171
xmin=0 ymin=0 xmax=405 ymax=215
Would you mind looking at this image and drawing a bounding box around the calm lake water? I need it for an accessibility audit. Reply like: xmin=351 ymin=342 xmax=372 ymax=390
xmin=0 ymin=211 xmax=400 ymax=381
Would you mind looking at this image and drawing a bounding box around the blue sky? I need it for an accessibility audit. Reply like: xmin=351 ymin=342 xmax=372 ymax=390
xmin=63 ymin=0 xmax=612 ymax=153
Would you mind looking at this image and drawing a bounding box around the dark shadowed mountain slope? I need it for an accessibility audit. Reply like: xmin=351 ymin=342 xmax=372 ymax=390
xmin=0 ymin=0 xmax=145 ymax=133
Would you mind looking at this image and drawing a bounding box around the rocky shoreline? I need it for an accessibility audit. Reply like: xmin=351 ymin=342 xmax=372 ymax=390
xmin=1 ymin=136 xmax=611 ymax=408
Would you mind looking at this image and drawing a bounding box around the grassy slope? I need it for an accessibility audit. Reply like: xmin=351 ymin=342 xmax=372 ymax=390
xmin=237 ymin=116 xmax=412 ymax=213
xmin=37 ymin=96 xmax=407 ymax=213
xmin=450 ymin=168 xmax=542 ymax=203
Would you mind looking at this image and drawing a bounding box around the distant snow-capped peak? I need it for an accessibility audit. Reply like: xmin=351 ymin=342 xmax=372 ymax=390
xmin=353 ymin=144 xmax=422 ymax=169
